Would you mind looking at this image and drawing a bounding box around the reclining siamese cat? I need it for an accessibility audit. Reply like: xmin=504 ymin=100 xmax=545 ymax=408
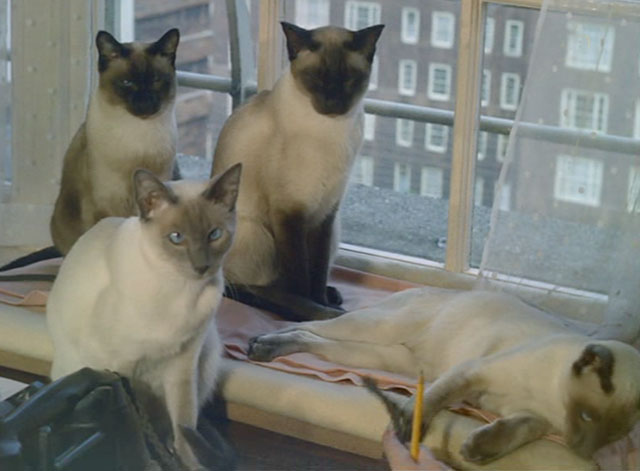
xmin=49 ymin=28 xmax=180 ymax=256
xmin=211 ymin=22 xmax=384 ymax=321
xmin=248 ymin=287 xmax=640 ymax=465
xmin=47 ymin=164 xmax=241 ymax=469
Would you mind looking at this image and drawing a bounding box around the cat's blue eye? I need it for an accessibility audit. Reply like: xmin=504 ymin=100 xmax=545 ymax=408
xmin=168 ymin=232 xmax=184 ymax=244
xmin=208 ymin=228 xmax=223 ymax=242
xmin=121 ymin=79 xmax=133 ymax=87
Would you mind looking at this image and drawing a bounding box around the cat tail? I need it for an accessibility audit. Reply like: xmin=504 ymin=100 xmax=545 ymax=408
xmin=180 ymin=420 xmax=237 ymax=471
xmin=363 ymin=377 xmax=413 ymax=443
xmin=0 ymin=246 xmax=62 ymax=271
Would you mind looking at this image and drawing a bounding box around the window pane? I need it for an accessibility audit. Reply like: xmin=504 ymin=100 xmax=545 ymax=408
xmin=0 ymin=0 xmax=10 ymax=196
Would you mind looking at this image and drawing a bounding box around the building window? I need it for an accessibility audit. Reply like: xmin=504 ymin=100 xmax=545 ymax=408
xmin=496 ymin=134 xmax=508 ymax=162
xmin=503 ymin=20 xmax=524 ymax=57
xmin=353 ymin=155 xmax=375 ymax=186
xmin=499 ymin=73 xmax=520 ymax=111
xmin=295 ymin=0 xmax=330 ymax=29
xmin=481 ymin=69 xmax=491 ymax=107
xmin=634 ymin=100 xmax=640 ymax=139
xmin=425 ymin=123 xmax=449 ymax=153
xmin=393 ymin=163 xmax=412 ymax=193
xmin=476 ymin=131 xmax=488 ymax=161
xmin=369 ymin=56 xmax=379 ymax=90
xmin=344 ymin=1 xmax=381 ymax=30
xmin=474 ymin=176 xmax=485 ymax=206
xmin=398 ymin=59 xmax=417 ymax=96
xmin=431 ymin=11 xmax=455 ymax=49
xmin=629 ymin=166 xmax=640 ymax=213
xmin=484 ymin=17 xmax=495 ymax=54
xmin=401 ymin=7 xmax=420 ymax=44
xmin=427 ymin=63 xmax=452 ymax=101
xmin=420 ymin=166 xmax=443 ymax=198
xmin=395 ymin=118 xmax=414 ymax=147
xmin=364 ymin=113 xmax=376 ymax=141
xmin=554 ymin=155 xmax=603 ymax=207
xmin=560 ymin=89 xmax=609 ymax=133
xmin=566 ymin=21 xmax=614 ymax=73
xmin=496 ymin=182 xmax=511 ymax=211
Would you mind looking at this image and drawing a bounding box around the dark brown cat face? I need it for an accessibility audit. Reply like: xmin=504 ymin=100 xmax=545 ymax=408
xmin=133 ymin=164 xmax=242 ymax=278
xmin=282 ymin=22 xmax=384 ymax=116
xmin=96 ymin=29 xmax=180 ymax=118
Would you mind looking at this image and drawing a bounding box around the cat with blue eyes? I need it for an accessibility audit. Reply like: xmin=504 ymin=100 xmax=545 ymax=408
xmin=50 ymin=29 xmax=180 ymax=255
xmin=47 ymin=164 xmax=242 ymax=470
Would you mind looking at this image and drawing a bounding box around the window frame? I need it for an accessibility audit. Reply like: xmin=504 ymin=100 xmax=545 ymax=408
xmin=431 ymin=11 xmax=455 ymax=49
xmin=344 ymin=0 xmax=381 ymax=30
xmin=503 ymin=19 xmax=524 ymax=57
xmin=560 ymin=88 xmax=609 ymax=133
xmin=499 ymin=72 xmax=520 ymax=111
xmin=565 ymin=20 xmax=614 ymax=73
xmin=425 ymin=123 xmax=449 ymax=153
xmin=420 ymin=165 xmax=444 ymax=198
xmin=393 ymin=162 xmax=413 ymax=193
xmin=401 ymin=7 xmax=420 ymax=44
xmin=395 ymin=118 xmax=415 ymax=147
xmin=398 ymin=59 xmax=418 ymax=96
xmin=427 ymin=62 xmax=453 ymax=101
xmin=554 ymin=154 xmax=604 ymax=207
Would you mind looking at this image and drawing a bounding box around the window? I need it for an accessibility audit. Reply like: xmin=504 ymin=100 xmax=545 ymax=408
xmin=398 ymin=59 xmax=417 ymax=96
xmin=560 ymin=89 xmax=609 ymax=133
xmin=496 ymin=134 xmax=508 ymax=162
xmin=499 ymin=73 xmax=520 ymax=111
xmin=484 ymin=17 xmax=495 ymax=54
xmin=364 ymin=113 xmax=376 ymax=141
xmin=566 ymin=21 xmax=614 ymax=72
xmin=474 ymin=176 xmax=485 ymax=206
xmin=629 ymin=166 xmax=640 ymax=213
xmin=369 ymin=56 xmax=379 ymax=90
xmin=431 ymin=11 xmax=455 ymax=48
xmin=503 ymin=20 xmax=524 ymax=57
xmin=393 ymin=163 xmax=412 ymax=193
xmin=425 ymin=123 xmax=449 ymax=153
xmin=496 ymin=182 xmax=511 ymax=211
xmin=481 ymin=69 xmax=491 ymax=107
xmin=554 ymin=155 xmax=603 ymax=206
xmin=634 ymin=100 xmax=640 ymax=139
xmin=353 ymin=156 xmax=375 ymax=186
xmin=427 ymin=63 xmax=452 ymax=101
xmin=395 ymin=118 xmax=414 ymax=147
xmin=401 ymin=7 xmax=420 ymax=44
xmin=344 ymin=1 xmax=381 ymax=30
xmin=420 ymin=166 xmax=443 ymax=198
xmin=295 ymin=0 xmax=330 ymax=29
xmin=476 ymin=131 xmax=489 ymax=160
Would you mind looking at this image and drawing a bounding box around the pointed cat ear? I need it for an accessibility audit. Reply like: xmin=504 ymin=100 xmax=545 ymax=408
xmin=572 ymin=344 xmax=615 ymax=394
xmin=349 ymin=24 xmax=385 ymax=62
xmin=147 ymin=28 xmax=180 ymax=66
xmin=203 ymin=163 xmax=242 ymax=211
xmin=281 ymin=22 xmax=314 ymax=61
xmin=96 ymin=31 xmax=127 ymax=71
xmin=133 ymin=169 xmax=177 ymax=221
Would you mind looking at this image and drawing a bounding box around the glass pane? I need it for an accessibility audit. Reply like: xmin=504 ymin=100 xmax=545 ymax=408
xmin=0 ymin=0 xmax=10 ymax=198
xmin=471 ymin=4 xmax=539 ymax=268
xmin=281 ymin=0 xmax=460 ymax=264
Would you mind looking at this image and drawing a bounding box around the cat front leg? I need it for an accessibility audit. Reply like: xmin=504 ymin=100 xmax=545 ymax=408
xmin=307 ymin=206 xmax=342 ymax=307
xmin=272 ymin=208 xmax=311 ymax=297
xmin=460 ymin=412 xmax=551 ymax=464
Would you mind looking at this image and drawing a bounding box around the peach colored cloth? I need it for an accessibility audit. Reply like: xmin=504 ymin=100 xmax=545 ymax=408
xmin=0 ymin=258 xmax=636 ymax=468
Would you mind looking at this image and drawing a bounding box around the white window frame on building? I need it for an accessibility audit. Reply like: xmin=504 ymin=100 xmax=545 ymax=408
xmin=420 ymin=166 xmax=444 ymax=198
xmin=401 ymin=7 xmax=420 ymax=44
xmin=427 ymin=62 xmax=452 ymax=101
xmin=496 ymin=181 xmax=511 ymax=211
xmin=481 ymin=69 xmax=491 ymax=107
xmin=295 ymin=0 xmax=330 ymax=29
xmin=560 ymin=88 xmax=609 ymax=133
xmin=393 ymin=162 xmax=412 ymax=193
xmin=368 ymin=56 xmax=379 ymax=90
xmin=496 ymin=134 xmax=508 ymax=162
xmin=476 ymin=131 xmax=488 ymax=160
xmin=484 ymin=17 xmax=495 ymax=54
xmin=474 ymin=175 xmax=485 ymax=206
xmin=398 ymin=59 xmax=417 ymax=96
xmin=363 ymin=113 xmax=376 ymax=141
xmin=503 ymin=19 xmax=524 ymax=57
xmin=425 ymin=123 xmax=449 ymax=153
xmin=634 ymin=100 xmax=640 ymax=139
xmin=628 ymin=166 xmax=640 ymax=213
xmin=395 ymin=118 xmax=415 ymax=147
xmin=344 ymin=1 xmax=381 ymax=30
xmin=431 ymin=11 xmax=455 ymax=49
xmin=499 ymin=72 xmax=520 ymax=110
xmin=353 ymin=155 xmax=375 ymax=186
xmin=565 ymin=21 xmax=615 ymax=73
xmin=554 ymin=155 xmax=603 ymax=207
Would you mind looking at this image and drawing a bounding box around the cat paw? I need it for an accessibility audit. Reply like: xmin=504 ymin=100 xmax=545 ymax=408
xmin=326 ymin=285 xmax=343 ymax=307
xmin=460 ymin=423 xmax=506 ymax=464
xmin=247 ymin=335 xmax=280 ymax=362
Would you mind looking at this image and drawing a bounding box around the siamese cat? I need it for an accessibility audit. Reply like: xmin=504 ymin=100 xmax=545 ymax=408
xmin=212 ymin=22 xmax=384 ymax=321
xmin=47 ymin=164 xmax=241 ymax=469
xmin=248 ymin=287 xmax=640 ymax=464
xmin=50 ymin=28 xmax=180 ymax=255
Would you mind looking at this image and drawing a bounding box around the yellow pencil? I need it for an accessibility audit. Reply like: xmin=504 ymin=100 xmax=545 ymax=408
xmin=410 ymin=370 xmax=425 ymax=461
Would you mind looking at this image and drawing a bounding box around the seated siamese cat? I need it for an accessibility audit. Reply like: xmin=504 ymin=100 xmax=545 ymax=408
xmin=248 ymin=287 xmax=640 ymax=465
xmin=47 ymin=164 xmax=241 ymax=470
xmin=211 ymin=22 xmax=384 ymax=321
xmin=50 ymin=28 xmax=180 ymax=255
